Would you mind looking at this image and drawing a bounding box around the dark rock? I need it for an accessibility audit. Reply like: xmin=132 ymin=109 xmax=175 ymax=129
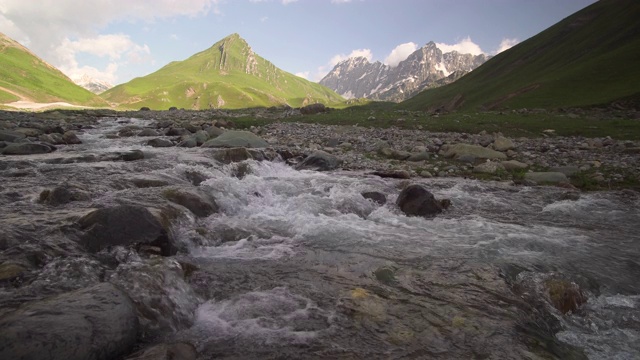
xmin=166 ymin=127 xmax=190 ymax=136
xmin=78 ymin=205 xmax=176 ymax=256
xmin=2 ymin=142 xmax=56 ymax=155
xmin=211 ymin=147 xmax=254 ymax=164
xmin=407 ymin=152 xmax=430 ymax=162
xmin=300 ymin=103 xmax=326 ymax=115
xmin=177 ymin=137 xmax=198 ymax=148
xmin=124 ymin=342 xmax=197 ymax=360
xmin=194 ymin=130 xmax=209 ymax=145
xmin=396 ymin=184 xmax=443 ymax=217
xmin=184 ymin=171 xmax=208 ymax=186
xmin=524 ymin=172 xmax=569 ymax=184
xmin=137 ymin=128 xmax=159 ymax=137
xmin=39 ymin=185 xmax=91 ymax=206
xmin=0 ymin=130 xmax=26 ymax=142
xmin=118 ymin=128 xmax=136 ymax=137
xmin=294 ymin=150 xmax=341 ymax=171
xmin=0 ymin=282 xmax=138 ymax=360
xmin=544 ymin=278 xmax=587 ymax=314
xmin=140 ymin=107 xmax=151 ymax=111
xmin=130 ymin=178 xmax=170 ymax=188
xmin=169 ymin=106 xmax=178 ymax=111
xmin=62 ymin=131 xmax=82 ymax=144
xmin=371 ymin=170 xmax=411 ymax=179
xmin=0 ymin=262 xmax=27 ymax=283
xmin=147 ymin=138 xmax=174 ymax=147
xmin=120 ymin=150 xmax=145 ymax=161
xmin=201 ymin=130 xmax=269 ymax=148
xmin=163 ymin=189 xmax=218 ymax=218
xmin=361 ymin=191 xmax=386 ymax=205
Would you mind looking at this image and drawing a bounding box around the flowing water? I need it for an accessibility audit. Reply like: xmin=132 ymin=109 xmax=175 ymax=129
xmin=1 ymin=117 xmax=639 ymax=359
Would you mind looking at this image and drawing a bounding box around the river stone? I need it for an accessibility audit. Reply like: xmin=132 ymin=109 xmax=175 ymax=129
xmin=163 ymin=189 xmax=218 ymax=218
xmin=371 ymin=170 xmax=411 ymax=179
xmin=295 ymin=150 xmax=341 ymax=171
xmin=166 ymin=127 xmax=190 ymax=136
xmin=524 ymin=172 xmax=569 ymax=184
xmin=147 ymin=138 xmax=174 ymax=147
xmin=78 ymin=205 xmax=176 ymax=256
xmin=120 ymin=150 xmax=145 ymax=161
xmin=125 ymin=342 xmax=197 ymax=360
xmin=501 ymin=160 xmax=529 ymax=170
xmin=0 ymin=282 xmax=138 ymax=360
xmin=137 ymin=128 xmax=159 ymax=137
xmin=361 ymin=191 xmax=387 ymax=205
xmin=0 ymin=130 xmax=26 ymax=142
xmin=407 ymin=152 xmax=430 ymax=162
xmin=201 ymin=130 xmax=269 ymax=148
xmin=2 ymin=142 xmax=56 ymax=155
xmin=549 ymin=166 xmax=580 ymax=177
xmin=177 ymin=137 xmax=198 ymax=148
xmin=443 ymin=143 xmax=507 ymax=160
xmin=194 ymin=130 xmax=209 ymax=145
xmin=40 ymin=184 xmax=91 ymax=206
xmin=396 ymin=184 xmax=443 ymax=217
xmin=205 ymin=126 xmax=225 ymax=138
xmin=62 ymin=131 xmax=82 ymax=144
xmin=473 ymin=161 xmax=505 ymax=174
xmin=0 ymin=262 xmax=27 ymax=282
xmin=211 ymin=147 xmax=254 ymax=164
xmin=493 ymin=135 xmax=515 ymax=151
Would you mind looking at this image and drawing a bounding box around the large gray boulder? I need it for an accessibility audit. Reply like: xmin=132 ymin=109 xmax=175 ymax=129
xmin=295 ymin=150 xmax=342 ymax=171
xmin=443 ymin=143 xmax=507 ymax=160
xmin=493 ymin=135 xmax=515 ymax=151
xmin=396 ymin=184 xmax=444 ymax=217
xmin=2 ymin=142 xmax=55 ymax=155
xmin=201 ymin=130 xmax=268 ymax=148
xmin=0 ymin=282 xmax=138 ymax=360
xmin=0 ymin=130 xmax=26 ymax=142
xmin=78 ymin=205 xmax=176 ymax=256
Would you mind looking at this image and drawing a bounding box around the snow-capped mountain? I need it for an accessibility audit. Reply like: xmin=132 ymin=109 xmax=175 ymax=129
xmin=319 ymin=42 xmax=488 ymax=102
xmin=72 ymin=74 xmax=114 ymax=94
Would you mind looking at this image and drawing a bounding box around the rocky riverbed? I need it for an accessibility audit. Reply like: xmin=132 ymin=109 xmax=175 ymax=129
xmin=1 ymin=109 xmax=639 ymax=359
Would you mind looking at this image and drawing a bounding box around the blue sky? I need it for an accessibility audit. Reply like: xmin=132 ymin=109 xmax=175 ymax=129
xmin=0 ymin=0 xmax=596 ymax=85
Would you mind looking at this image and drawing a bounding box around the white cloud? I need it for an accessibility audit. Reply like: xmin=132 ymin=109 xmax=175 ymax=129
xmin=329 ymin=48 xmax=373 ymax=67
xmin=384 ymin=42 xmax=417 ymax=67
xmin=496 ymin=38 xmax=519 ymax=54
xmin=435 ymin=37 xmax=484 ymax=55
xmin=331 ymin=0 xmax=353 ymax=3
xmin=260 ymin=16 xmax=269 ymax=22
xmin=0 ymin=0 xmax=219 ymax=82
xmin=54 ymin=34 xmax=150 ymax=83
xmin=282 ymin=0 xmax=298 ymax=4
xmin=170 ymin=34 xmax=179 ymax=40
xmin=295 ymin=71 xmax=309 ymax=79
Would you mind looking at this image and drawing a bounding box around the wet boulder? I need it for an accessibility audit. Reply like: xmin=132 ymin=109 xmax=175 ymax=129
xmin=147 ymin=138 xmax=174 ymax=148
xmin=177 ymin=137 xmax=198 ymax=148
xmin=78 ymin=205 xmax=176 ymax=256
xmin=1 ymin=142 xmax=56 ymax=155
xmin=137 ymin=128 xmax=159 ymax=137
xmin=361 ymin=191 xmax=387 ymax=205
xmin=295 ymin=150 xmax=341 ymax=171
xmin=523 ymin=172 xmax=569 ymax=185
xmin=39 ymin=184 xmax=91 ymax=206
xmin=201 ymin=130 xmax=269 ymax=148
xmin=0 ymin=282 xmax=138 ymax=360
xmin=120 ymin=150 xmax=145 ymax=161
xmin=124 ymin=342 xmax=197 ymax=360
xmin=205 ymin=126 xmax=225 ymax=138
xmin=396 ymin=184 xmax=445 ymax=217
xmin=210 ymin=147 xmax=254 ymax=164
xmin=62 ymin=131 xmax=82 ymax=144
xmin=0 ymin=130 xmax=26 ymax=142
xmin=371 ymin=170 xmax=411 ymax=179
xmin=162 ymin=188 xmax=218 ymax=218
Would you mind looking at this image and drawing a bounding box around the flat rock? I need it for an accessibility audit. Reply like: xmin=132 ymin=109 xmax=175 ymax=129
xmin=443 ymin=143 xmax=507 ymax=160
xmin=524 ymin=172 xmax=569 ymax=184
xmin=2 ymin=142 xmax=55 ymax=155
xmin=501 ymin=160 xmax=529 ymax=170
xmin=201 ymin=130 xmax=269 ymax=148
xmin=0 ymin=130 xmax=26 ymax=142
xmin=371 ymin=170 xmax=411 ymax=179
xmin=147 ymin=138 xmax=174 ymax=147
xmin=0 ymin=282 xmax=138 ymax=360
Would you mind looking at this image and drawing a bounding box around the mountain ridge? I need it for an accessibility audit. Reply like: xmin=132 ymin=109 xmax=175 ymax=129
xmin=102 ymin=33 xmax=343 ymax=110
xmin=319 ymin=42 xmax=488 ymax=102
xmin=401 ymin=0 xmax=640 ymax=111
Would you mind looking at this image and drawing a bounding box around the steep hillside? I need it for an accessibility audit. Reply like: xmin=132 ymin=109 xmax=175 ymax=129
xmin=0 ymin=33 xmax=107 ymax=106
xmin=319 ymin=42 xmax=487 ymax=102
xmin=402 ymin=0 xmax=640 ymax=111
xmin=102 ymin=34 xmax=343 ymax=110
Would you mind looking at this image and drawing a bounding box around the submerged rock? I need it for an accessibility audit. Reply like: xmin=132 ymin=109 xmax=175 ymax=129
xmin=396 ymin=184 xmax=444 ymax=217
xmin=295 ymin=150 xmax=341 ymax=171
xmin=0 ymin=282 xmax=138 ymax=360
xmin=39 ymin=184 xmax=91 ymax=206
xmin=78 ymin=205 xmax=176 ymax=256
xmin=361 ymin=191 xmax=387 ymax=205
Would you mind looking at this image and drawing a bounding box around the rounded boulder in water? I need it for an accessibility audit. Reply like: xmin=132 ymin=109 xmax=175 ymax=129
xmin=396 ymin=184 xmax=444 ymax=217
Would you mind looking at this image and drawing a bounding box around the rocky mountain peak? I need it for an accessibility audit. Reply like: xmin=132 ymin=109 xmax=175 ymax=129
xmin=319 ymin=41 xmax=489 ymax=102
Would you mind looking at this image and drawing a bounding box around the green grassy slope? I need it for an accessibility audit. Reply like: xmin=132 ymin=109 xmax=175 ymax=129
xmin=401 ymin=0 xmax=640 ymax=111
xmin=0 ymin=33 xmax=107 ymax=106
xmin=102 ymin=33 xmax=343 ymax=110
